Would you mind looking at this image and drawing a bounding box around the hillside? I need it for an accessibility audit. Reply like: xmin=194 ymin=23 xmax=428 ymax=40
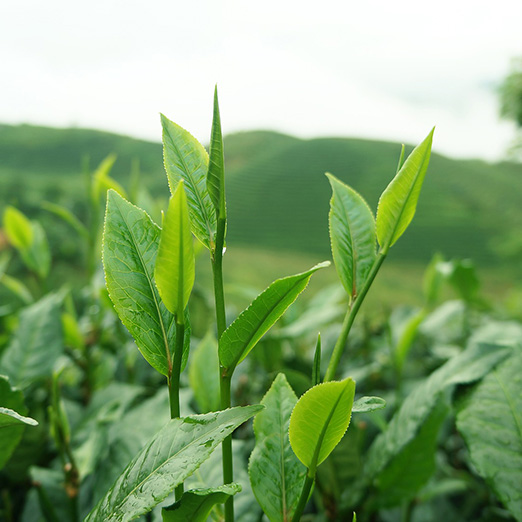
xmin=1 ymin=123 xmax=521 ymax=273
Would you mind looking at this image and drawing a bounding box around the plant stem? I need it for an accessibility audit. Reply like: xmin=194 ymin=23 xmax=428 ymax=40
xmin=212 ymin=218 xmax=227 ymax=336
xmin=324 ymin=252 xmax=387 ymax=382
xmin=292 ymin=472 xmax=315 ymax=521
xmin=169 ymin=317 xmax=185 ymax=500
xmin=211 ymin=217 xmax=234 ymax=521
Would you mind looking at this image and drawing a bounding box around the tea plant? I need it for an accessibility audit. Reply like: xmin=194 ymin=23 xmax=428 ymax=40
xmin=1 ymin=88 xmax=521 ymax=522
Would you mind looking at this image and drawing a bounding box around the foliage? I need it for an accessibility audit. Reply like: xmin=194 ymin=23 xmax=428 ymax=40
xmin=0 ymin=91 xmax=520 ymax=522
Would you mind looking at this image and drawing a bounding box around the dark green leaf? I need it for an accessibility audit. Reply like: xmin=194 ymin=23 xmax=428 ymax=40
xmin=207 ymin=86 xmax=226 ymax=218
xmin=84 ymin=406 xmax=263 ymax=522
xmin=363 ymin=341 xmax=513 ymax=497
xmin=289 ymin=378 xmax=355 ymax=473
xmin=376 ymin=129 xmax=434 ymax=251
xmin=41 ymin=201 xmax=89 ymax=238
xmin=0 ymin=376 xmax=31 ymax=469
xmin=0 ymin=273 xmax=33 ymax=304
xmin=326 ymin=173 xmax=376 ymax=298
xmin=0 ymin=407 xmax=38 ymax=428
xmin=249 ymin=374 xmax=306 ymax=521
xmin=103 ymin=190 xmax=176 ymax=376
xmin=161 ymin=113 xmax=216 ymax=250
xmin=374 ymin=399 xmax=448 ymax=507
xmin=456 ymin=352 xmax=522 ymax=520
xmin=219 ymin=262 xmax=329 ymax=373
xmin=162 ymin=484 xmax=241 ymax=522
xmin=155 ymin=181 xmax=195 ymax=319
xmin=1 ymin=294 xmax=63 ymax=389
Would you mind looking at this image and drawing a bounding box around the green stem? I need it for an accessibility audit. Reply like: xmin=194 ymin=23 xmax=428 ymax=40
xmin=292 ymin=472 xmax=315 ymax=521
xmin=211 ymin=217 xmax=234 ymax=521
xmin=212 ymin=218 xmax=227 ymax=337
xmin=169 ymin=317 xmax=185 ymax=500
xmin=324 ymin=252 xmax=387 ymax=382
xmin=220 ymin=373 xmax=234 ymax=521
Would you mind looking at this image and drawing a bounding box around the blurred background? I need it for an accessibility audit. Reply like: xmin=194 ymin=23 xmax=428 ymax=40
xmin=1 ymin=0 xmax=521 ymax=306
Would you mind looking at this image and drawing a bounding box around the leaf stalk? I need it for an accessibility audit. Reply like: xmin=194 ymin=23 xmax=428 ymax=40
xmin=292 ymin=472 xmax=315 ymax=521
xmin=324 ymin=252 xmax=387 ymax=381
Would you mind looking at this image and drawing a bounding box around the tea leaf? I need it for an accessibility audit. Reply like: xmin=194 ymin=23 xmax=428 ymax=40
xmin=352 ymin=396 xmax=386 ymax=413
xmin=92 ymin=154 xmax=126 ymax=202
xmin=363 ymin=341 xmax=514 ymax=500
xmin=155 ymin=181 xmax=195 ymax=320
xmin=376 ymin=129 xmax=434 ymax=251
xmin=374 ymin=399 xmax=448 ymax=506
xmin=0 ymin=376 xmax=32 ymax=469
xmin=0 ymin=407 xmax=38 ymax=428
xmin=456 ymin=352 xmax=522 ymax=520
xmin=312 ymin=334 xmax=321 ymax=386
xmin=219 ymin=262 xmax=329 ymax=373
xmin=161 ymin=113 xmax=216 ymax=250
xmin=1 ymin=293 xmax=63 ymax=389
xmin=189 ymin=332 xmax=221 ymax=413
xmin=0 ymin=274 xmax=33 ymax=305
xmin=289 ymin=378 xmax=355 ymax=473
xmin=326 ymin=173 xmax=376 ymax=298
xmin=3 ymin=206 xmax=33 ymax=250
xmin=41 ymin=201 xmax=89 ymax=238
xmin=19 ymin=221 xmax=51 ymax=279
xmin=207 ymin=86 xmax=226 ymax=218
xmin=249 ymin=374 xmax=306 ymax=521
xmin=162 ymin=484 xmax=241 ymax=522
xmin=84 ymin=406 xmax=263 ymax=522
xmin=103 ymin=190 xmax=177 ymax=376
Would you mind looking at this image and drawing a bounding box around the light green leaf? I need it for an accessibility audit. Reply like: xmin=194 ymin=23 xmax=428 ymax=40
xmin=326 ymin=173 xmax=376 ymax=298
xmin=0 ymin=376 xmax=31 ymax=469
xmin=423 ymin=252 xmax=445 ymax=306
xmin=0 ymin=407 xmax=38 ymax=428
xmin=41 ymin=201 xmax=89 ymax=238
xmin=1 ymin=294 xmax=63 ymax=389
xmin=376 ymin=129 xmax=434 ymax=251
xmin=352 ymin=396 xmax=386 ymax=413
xmin=21 ymin=221 xmax=51 ymax=279
xmin=249 ymin=374 xmax=306 ymax=522
xmin=312 ymin=334 xmax=321 ymax=386
xmin=456 ymin=352 xmax=522 ymax=520
xmin=207 ymin=85 xmax=226 ymax=218
xmin=155 ymin=181 xmax=195 ymax=320
xmin=162 ymin=484 xmax=241 ymax=522
xmin=219 ymin=262 xmax=329 ymax=373
xmin=3 ymin=206 xmax=33 ymax=250
xmin=103 ymin=190 xmax=178 ymax=376
xmin=161 ymin=113 xmax=216 ymax=250
xmin=84 ymin=406 xmax=263 ymax=522
xmin=92 ymin=154 xmax=126 ymax=202
xmin=189 ymin=332 xmax=221 ymax=413
xmin=362 ymin=341 xmax=514 ymax=500
xmin=289 ymin=377 xmax=355 ymax=473
xmin=0 ymin=273 xmax=33 ymax=304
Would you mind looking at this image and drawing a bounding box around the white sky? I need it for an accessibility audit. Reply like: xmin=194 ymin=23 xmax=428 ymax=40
xmin=1 ymin=0 xmax=521 ymax=160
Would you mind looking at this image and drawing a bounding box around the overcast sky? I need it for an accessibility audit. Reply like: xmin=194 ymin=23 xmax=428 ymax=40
xmin=1 ymin=0 xmax=521 ymax=160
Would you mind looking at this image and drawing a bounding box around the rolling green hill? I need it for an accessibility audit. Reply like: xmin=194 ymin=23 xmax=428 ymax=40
xmin=1 ymin=123 xmax=521 ymax=276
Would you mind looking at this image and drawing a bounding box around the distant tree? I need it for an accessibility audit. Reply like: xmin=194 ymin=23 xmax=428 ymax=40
xmin=500 ymin=57 xmax=522 ymax=158
xmin=500 ymin=58 xmax=522 ymax=126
